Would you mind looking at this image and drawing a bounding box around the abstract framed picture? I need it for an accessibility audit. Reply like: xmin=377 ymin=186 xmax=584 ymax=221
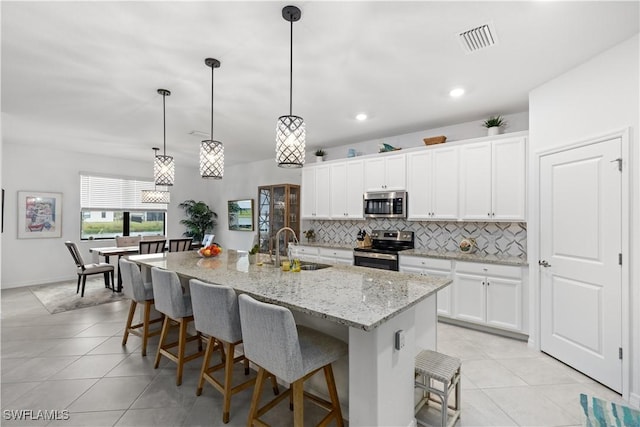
xmin=17 ymin=191 xmax=62 ymax=239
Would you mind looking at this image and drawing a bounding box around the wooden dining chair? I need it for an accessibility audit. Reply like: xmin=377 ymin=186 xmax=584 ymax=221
xmin=139 ymin=239 xmax=166 ymax=254
xmin=168 ymin=238 xmax=193 ymax=252
xmin=115 ymin=236 xmax=141 ymax=247
xmin=64 ymin=241 xmax=115 ymax=297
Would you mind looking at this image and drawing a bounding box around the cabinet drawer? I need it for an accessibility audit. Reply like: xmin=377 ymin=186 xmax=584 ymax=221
xmin=455 ymin=261 xmax=521 ymax=279
xmin=292 ymin=246 xmax=319 ymax=256
xmin=318 ymin=247 xmax=353 ymax=260
xmin=399 ymin=256 xmax=452 ymax=271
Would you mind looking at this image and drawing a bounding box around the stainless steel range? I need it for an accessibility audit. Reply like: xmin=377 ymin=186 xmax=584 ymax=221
xmin=353 ymin=230 xmax=414 ymax=271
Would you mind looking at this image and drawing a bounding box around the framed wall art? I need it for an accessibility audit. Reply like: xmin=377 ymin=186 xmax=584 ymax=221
xmin=18 ymin=191 xmax=62 ymax=239
xmin=227 ymin=199 xmax=254 ymax=231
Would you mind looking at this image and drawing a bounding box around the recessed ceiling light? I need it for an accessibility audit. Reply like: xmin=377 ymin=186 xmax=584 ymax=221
xmin=355 ymin=113 xmax=368 ymax=121
xmin=449 ymin=88 xmax=465 ymax=97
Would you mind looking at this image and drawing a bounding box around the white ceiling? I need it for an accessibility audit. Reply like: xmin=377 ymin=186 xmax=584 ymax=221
xmin=2 ymin=1 xmax=638 ymax=169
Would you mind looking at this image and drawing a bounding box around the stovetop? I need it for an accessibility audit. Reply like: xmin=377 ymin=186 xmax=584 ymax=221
xmin=354 ymin=229 xmax=414 ymax=254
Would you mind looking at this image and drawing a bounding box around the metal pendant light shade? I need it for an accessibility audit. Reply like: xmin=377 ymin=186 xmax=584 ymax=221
xmin=200 ymin=58 xmax=224 ymax=179
xmin=143 ymin=148 xmax=171 ymax=203
xmin=276 ymin=5 xmax=305 ymax=168
xmin=155 ymin=89 xmax=175 ymax=186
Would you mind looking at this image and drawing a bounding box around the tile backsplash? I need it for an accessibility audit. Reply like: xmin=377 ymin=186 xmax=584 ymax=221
xmin=303 ymin=220 xmax=527 ymax=259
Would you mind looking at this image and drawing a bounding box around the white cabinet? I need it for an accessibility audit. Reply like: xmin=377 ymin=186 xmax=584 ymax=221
xmin=301 ymin=165 xmax=330 ymax=219
xmin=330 ymin=160 xmax=364 ymax=219
xmin=318 ymin=247 xmax=353 ymax=266
xmin=399 ymin=256 xmax=453 ymax=316
xmin=453 ymin=262 xmax=522 ymax=332
xmin=459 ymin=137 xmax=526 ymax=221
xmin=364 ymin=153 xmax=406 ymax=191
xmin=406 ymin=147 xmax=459 ymax=220
xmin=289 ymin=245 xmax=319 ymax=262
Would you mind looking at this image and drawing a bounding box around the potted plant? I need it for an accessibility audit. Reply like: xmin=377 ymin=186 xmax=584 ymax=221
xmin=178 ymin=200 xmax=218 ymax=244
xmin=482 ymin=115 xmax=505 ymax=136
xmin=303 ymin=229 xmax=316 ymax=243
xmin=314 ymin=149 xmax=326 ymax=162
xmin=248 ymin=244 xmax=260 ymax=264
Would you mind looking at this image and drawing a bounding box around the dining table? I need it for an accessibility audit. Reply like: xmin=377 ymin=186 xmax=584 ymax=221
xmin=88 ymin=246 xmax=139 ymax=291
xmin=127 ymin=249 xmax=451 ymax=426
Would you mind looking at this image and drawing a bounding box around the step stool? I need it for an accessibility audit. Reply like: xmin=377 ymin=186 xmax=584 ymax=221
xmin=415 ymin=349 xmax=461 ymax=427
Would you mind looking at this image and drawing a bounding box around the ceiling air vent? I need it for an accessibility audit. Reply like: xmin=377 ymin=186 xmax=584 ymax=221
xmin=458 ymin=22 xmax=497 ymax=53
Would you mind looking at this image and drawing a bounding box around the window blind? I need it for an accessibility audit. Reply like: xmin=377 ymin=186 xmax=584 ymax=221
xmin=80 ymin=173 xmax=168 ymax=211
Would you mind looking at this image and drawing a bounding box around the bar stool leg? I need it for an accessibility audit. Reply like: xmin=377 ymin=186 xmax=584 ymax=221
xmin=122 ymin=300 xmax=137 ymax=346
xmin=176 ymin=319 xmax=188 ymax=386
xmin=292 ymin=379 xmax=304 ymax=427
xmin=154 ymin=317 xmax=171 ymax=369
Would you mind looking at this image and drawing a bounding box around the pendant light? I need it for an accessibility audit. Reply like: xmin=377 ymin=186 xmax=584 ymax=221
xmin=200 ymin=58 xmax=224 ymax=179
xmin=154 ymin=88 xmax=175 ymax=186
xmin=276 ymin=5 xmax=305 ymax=168
xmin=142 ymin=148 xmax=171 ymax=203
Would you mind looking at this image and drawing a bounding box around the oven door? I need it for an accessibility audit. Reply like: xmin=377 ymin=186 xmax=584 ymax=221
xmin=353 ymin=251 xmax=398 ymax=271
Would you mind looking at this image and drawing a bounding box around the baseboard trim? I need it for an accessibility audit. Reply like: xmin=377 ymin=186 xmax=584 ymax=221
xmin=438 ymin=316 xmax=529 ymax=341
xmin=629 ymin=392 xmax=640 ymax=409
xmin=2 ymin=275 xmax=79 ymax=290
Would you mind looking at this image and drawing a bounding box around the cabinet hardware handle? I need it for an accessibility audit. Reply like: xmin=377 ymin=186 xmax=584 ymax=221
xmin=487 ymin=281 xmax=490 ymax=286
xmin=538 ymin=260 xmax=552 ymax=267
xmin=487 ymin=213 xmax=491 ymax=217
xmin=482 ymin=281 xmax=485 ymax=286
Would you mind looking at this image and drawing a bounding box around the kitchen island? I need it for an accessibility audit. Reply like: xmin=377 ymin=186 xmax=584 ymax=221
xmin=128 ymin=250 xmax=451 ymax=426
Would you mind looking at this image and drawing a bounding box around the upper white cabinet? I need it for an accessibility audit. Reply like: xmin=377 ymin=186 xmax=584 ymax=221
xmin=459 ymin=137 xmax=526 ymax=221
xmin=301 ymin=165 xmax=330 ymax=219
xmin=406 ymin=147 xmax=459 ymax=220
xmin=363 ymin=153 xmax=406 ymax=191
xmin=330 ymin=160 xmax=364 ymax=219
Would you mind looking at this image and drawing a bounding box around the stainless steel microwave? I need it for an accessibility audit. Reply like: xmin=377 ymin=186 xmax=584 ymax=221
xmin=363 ymin=191 xmax=407 ymax=218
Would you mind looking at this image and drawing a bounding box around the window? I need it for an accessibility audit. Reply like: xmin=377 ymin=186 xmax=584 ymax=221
xmin=80 ymin=173 xmax=167 ymax=240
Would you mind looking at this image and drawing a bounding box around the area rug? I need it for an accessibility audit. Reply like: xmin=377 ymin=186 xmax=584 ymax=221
xmin=30 ymin=278 xmax=127 ymax=314
xmin=580 ymin=393 xmax=640 ymax=427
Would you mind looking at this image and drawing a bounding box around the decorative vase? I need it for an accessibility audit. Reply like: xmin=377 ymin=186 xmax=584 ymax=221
xmin=248 ymin=253 xmax=257 ymax=264
xmin=315 ymin=155 xmax=324 ymax=163
xmin=487 ymin=126 xmax=500 ymax=136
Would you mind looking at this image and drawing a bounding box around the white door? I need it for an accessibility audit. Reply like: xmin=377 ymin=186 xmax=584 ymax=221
xmin=540 ymin=138 xmax=622 ymax=392
xmin=492 ymin=137 xmax=526 ymax=221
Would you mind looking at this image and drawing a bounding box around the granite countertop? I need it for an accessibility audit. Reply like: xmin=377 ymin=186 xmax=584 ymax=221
xmin=400 ymin=249 xmax=528 ymax=267
xmin=128 ymin=250 xmax=450 ymax=331
xmin=294 ymin=242 xmax=528 ymax=266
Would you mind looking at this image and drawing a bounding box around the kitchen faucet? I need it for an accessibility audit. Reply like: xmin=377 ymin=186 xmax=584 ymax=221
xmin=274 ymin=227 xmax=299 ymax=267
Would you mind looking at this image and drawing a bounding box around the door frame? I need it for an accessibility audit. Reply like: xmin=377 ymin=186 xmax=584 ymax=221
xmin=529 ymin=128 xmax=630 ymax=399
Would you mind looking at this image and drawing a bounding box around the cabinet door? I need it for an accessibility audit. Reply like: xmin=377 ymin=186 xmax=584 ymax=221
xmin=492 ymin=137 xmax=526 ymax=221
xmin=294 ymin=246 xmax=319 ymax=262
xmin=406 ymin=151 xmax=432 ymax=220
xmin=363 ymin=157 xmax=386 ymax=191
xmin=301 ymin=167 xmax=316 ymax=218
xmin=453 ymin=272 xmax=486 ymax=323
xmin=423 ymin=268 xmax=452 ymax=316
xmin=329 ymin=162 xmax=348 ymax=218
xmin=431 ymin=146 xmax=459 ymax=220
xmin=459 ymin=141 xmax=492 ymax=220
xmin=485 ymin=276 xmax=521 ymax=330
xmin=345 ymin=160 xmax=364 ymax=218
xmin=384 ymin=154 xmax=407 ymax=190
xmin=314 ymin=165 xmax=331 ymax=219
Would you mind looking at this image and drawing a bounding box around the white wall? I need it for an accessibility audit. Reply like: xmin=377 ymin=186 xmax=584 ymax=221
xmin=529 ymin=34 xmax=639 ymax=404
xmin=0 ymin=143 xmax=211 ymax=288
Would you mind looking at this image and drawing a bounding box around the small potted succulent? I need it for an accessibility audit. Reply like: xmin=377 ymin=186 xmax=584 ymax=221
xmin=314 ymin=149 xmax=326 ymax=162
xmin=248 ymin=244 xmax=260 ymax=264
xmin=482 ymin=115 xmax=505 ymax=136
xmin=303 ymin=229 xmax=316 ymax=243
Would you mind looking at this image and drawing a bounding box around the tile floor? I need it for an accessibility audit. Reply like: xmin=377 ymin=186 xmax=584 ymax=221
xmin=1 ymin=284 xmax=628 ymax=427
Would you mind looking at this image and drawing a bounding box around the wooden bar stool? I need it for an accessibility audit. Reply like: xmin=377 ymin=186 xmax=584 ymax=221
xmin=119 ymin=258 xmax=164 ymax=356
xmin=189 ymin=280 xmax=279 ymax=424
xmin=414 ymin=349 xmax=461 ymax=427
xmin=238 ymin=294 xmax=348 ymax=427
xmin=151 ymin=267 xmax=204 ymax=386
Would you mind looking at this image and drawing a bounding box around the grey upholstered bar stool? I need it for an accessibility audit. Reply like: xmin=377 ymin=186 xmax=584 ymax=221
xmin=119 ymin=258 xmax=163 ymax=356
xmin=238 ymin=294 xmax=348 ymax=427
xmin=189 ymin=280 xmax=279 ymax=424
xmin=151 ymin=267 xmax=204 ymax=386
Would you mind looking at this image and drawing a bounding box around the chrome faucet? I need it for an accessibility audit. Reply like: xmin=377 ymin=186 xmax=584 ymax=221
xmin=274 ymin=227 xmax=299 ymax=267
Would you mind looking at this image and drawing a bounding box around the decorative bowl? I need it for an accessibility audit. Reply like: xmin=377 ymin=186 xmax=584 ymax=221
xmin=198 ymin=244 xmax=222 ymax=258
xmin=459 ymin=238 xmax=476 ymax=253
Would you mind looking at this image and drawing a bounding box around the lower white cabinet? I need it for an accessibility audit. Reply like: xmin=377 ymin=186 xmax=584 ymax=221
xmin=453 ymin=262 xmax=522 ymax=332
xmin=318 ymin=247 xmax=353 ymax=265
xmin=291 ymin=246 xmax=353 ymax=265
xmin=399 ymin=256 xmax=453 ymax=316
xmin=289 ymin=245 xmax=319 ymax=262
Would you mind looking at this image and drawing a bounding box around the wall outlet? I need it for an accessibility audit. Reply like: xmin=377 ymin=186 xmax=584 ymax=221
xmin=395 ymin=330 xmax=405 ymax=350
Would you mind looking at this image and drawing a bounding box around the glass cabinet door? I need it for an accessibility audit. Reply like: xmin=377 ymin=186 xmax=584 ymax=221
xmin=258 ymin=184 xmax=300 ymax=256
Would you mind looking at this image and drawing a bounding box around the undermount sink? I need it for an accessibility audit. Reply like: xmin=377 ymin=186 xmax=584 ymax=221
xmin=299 ymin=262 xmax=331 ymax=271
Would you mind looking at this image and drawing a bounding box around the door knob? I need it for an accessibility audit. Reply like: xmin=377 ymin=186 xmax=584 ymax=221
xmin=538 ymin=260 xmax=551 ymax=267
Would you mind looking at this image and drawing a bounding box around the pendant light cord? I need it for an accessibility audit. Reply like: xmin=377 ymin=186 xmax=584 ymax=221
xmin=162 ymin=92 xmax=167 ymax=156
xmin=211 ymin=65 xmax=214 ymax=140
xmin=289 ymin=18 xmax=293 ymax=117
